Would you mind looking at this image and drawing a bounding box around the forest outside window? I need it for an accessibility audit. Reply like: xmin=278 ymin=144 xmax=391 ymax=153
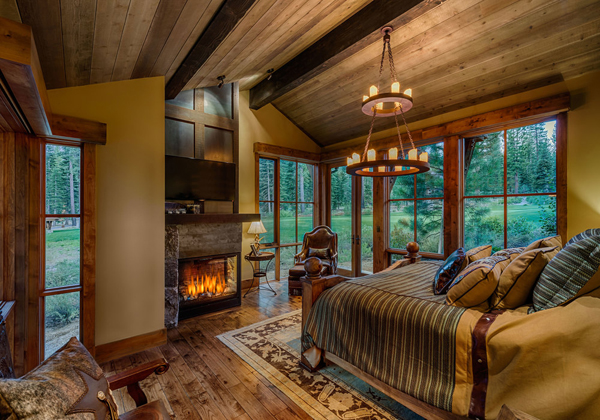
xmin=388 ymin=142 xmax=444 ymax=256
xmin=258 ymin=157 xmax=316 ymax=278
xmin=463 ymin=120 xmax=557 ymax=251
xmin=42 ymin=143 xmax=83 ymax=358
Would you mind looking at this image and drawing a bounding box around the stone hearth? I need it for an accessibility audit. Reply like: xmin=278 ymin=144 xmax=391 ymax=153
xmin=165 ymin=222 xmax=242 ymax=328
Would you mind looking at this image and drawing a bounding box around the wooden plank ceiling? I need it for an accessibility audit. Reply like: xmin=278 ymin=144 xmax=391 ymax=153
xmin=2 ymin=0 xmax=599 ymax=146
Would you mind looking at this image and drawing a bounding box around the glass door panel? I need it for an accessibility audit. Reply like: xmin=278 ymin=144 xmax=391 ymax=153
xmin=360 ymin=177 xmax=374 ymax=274
xmin=330 ymin=166 xmax=353 ymax=273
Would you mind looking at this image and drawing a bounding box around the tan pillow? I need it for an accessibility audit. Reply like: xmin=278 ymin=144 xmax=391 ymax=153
xmin=493 ymin=247 xmax=525 ymax=262
xmin=446 ymin=255 xmax=510 ymax=309
xmin=491 ymin=246 xmax=560 ymax=310
xmin=465 ymin=245 xmax=493 ymax=266
xmin=524 ymin=235 xmax=562 ymax=252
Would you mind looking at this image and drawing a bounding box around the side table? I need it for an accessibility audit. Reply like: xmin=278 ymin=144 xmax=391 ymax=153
xmin=244 ymin=252 xmax=277 ymax=297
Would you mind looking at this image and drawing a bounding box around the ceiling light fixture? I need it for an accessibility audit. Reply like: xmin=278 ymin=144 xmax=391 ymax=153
xmin=266 ymin=68 xmax=275 ymax=80
xmin=346 ymin=27 xmax=429 ymax=177
xmin=217 ymin=75 xmax=226 ymax=88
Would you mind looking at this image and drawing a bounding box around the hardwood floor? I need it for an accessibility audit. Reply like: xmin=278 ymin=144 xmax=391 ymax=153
xmin=101 ymin=280 xmax=311 ymax=420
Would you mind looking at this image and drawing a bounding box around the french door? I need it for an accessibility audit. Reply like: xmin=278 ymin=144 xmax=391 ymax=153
xmin=329 ymin=164 xmax=373 ymax=276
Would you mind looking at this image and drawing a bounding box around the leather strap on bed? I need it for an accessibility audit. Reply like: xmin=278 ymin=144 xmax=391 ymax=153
xmin=469 ymin=310 xmax=503 ymax=420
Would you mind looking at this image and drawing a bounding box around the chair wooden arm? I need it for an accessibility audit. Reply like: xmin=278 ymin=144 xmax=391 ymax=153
xmin=107 ymin=358 xmax=169 ymax=407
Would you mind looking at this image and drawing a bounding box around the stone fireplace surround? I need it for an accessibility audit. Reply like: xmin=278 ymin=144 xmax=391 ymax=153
xmin=165 ymin=222 xmax=242 ymax=328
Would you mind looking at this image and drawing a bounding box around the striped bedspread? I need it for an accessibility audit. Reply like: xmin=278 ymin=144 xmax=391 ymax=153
xmin=302 ymin=262 xmax=466 ymax=411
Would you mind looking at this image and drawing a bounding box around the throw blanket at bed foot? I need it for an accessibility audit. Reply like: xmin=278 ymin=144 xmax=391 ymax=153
xmin=302 ymin=262 xmax=466 ymax=412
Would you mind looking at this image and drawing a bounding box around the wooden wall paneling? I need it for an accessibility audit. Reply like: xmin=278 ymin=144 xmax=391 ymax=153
xmin=252 ymin=143 xmax=321 ymax=162
xmin=82 ymin=143 xmax=96 ymax=355
xmin=372 ymin=152 xmax=385 ymax=272
xmin=150 ymin=0 xmax=213 ymax=79
xmin=320 ymin=94 xmax=571 ymax=162
xmin=111 ymin=0 xmax=161 ymax=82
xmin=248 ymin=0 xmax=437 ymax=109
xmin=165 ymin=0 xmax=258 ymax=99
xmin=556 ymin=112 xmax=567 ymax=241
xmin=25 ymin=134 xmax=40 ymax=373
xmin=16 ymin=0 xmax=66 ymax=89
xmin=443 ymin=135 xmax=460 ymax=258
xmin=0 ymin=0 xmax=21 ymax=22
xmin=131 ymin=0 xmax=187 ymax=79
xmin=165 ymin=104 xmax=237 ymax=131
xmin=233 ymin=82 xmax=240 ymax=214
xmin=164 ymin=0 xmax=223 ymax=82
xmin=90 ymin=0 xmax=131 ymax=84
xmin=60 ymin=0 xmax=97 ymax=87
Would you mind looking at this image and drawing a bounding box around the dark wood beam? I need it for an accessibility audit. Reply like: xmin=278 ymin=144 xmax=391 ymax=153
xmin=249 ymin=0 xmax=441 ymax=110
xmin=165 ymin=0 xmax=257 ymax=99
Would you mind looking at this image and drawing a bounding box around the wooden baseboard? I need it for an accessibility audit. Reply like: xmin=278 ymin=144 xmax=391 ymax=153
xmin=95 ymin=328 xmax=167 ymax=364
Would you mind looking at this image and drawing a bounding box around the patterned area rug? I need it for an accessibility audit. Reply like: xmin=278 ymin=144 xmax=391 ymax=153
xmin=217 ymin=310 xmax=424 ymax=420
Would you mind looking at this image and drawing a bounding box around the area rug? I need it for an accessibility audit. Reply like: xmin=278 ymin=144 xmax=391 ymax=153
xmin=217 ymin=310 xmax=424 ymax=420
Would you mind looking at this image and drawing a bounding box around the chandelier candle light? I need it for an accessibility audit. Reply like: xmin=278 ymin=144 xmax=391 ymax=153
xmin=346 ymin=27 xmax=429 ymax=177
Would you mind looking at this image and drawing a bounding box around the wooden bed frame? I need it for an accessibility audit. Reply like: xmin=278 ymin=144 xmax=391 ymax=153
xmin=299 ymin=244 xmax=468 ymax=420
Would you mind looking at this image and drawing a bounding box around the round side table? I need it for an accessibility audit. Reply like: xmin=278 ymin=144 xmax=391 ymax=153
xmin=244 ymin=251 xmax=277 ymax=297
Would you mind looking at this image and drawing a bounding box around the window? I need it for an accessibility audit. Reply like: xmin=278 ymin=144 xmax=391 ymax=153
xmin=388 ymin=142 xmax=444 ymax=256
xmin=463 ymin=120 xmax=557 ymax=251
xmin=42 ymin=143 xmax=83 ymax=358
xmin=330 ymin=166 xmax=352 ymax=270
xmin=257 ymin=157 xmax=316 ymax=279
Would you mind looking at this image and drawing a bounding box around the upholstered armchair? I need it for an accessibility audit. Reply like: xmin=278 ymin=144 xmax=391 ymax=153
xmin=288 ymin=225 xmax=338 ymax=295
xmin=294 ymin=225 xmax=338 ymax=274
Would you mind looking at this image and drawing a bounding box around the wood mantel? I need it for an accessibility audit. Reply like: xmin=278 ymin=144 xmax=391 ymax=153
xmin=165 ymin=213 xmax=260 ymax=225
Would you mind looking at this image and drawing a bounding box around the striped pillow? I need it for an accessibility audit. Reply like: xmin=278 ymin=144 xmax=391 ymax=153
xmin=530 ymin=234 xmax=600 ymax=312
xmin=566 ymin=228 xmax=600 ymax=247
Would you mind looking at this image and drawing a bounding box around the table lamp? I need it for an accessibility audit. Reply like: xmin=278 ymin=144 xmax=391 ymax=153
xmin=248 ymin=221 xmax=267 ymax=254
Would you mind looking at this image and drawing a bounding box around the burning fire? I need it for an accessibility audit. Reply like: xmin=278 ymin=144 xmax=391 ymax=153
xmin=186 ymin=271 xmax=227 ymax=298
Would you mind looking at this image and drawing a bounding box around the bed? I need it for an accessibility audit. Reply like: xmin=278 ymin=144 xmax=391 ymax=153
xmin=300 ymin=257 xmax=600 ymax=420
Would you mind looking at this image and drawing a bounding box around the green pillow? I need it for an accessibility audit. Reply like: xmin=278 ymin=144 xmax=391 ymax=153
xmin=530 ymin=234 xmax=600 ymax=312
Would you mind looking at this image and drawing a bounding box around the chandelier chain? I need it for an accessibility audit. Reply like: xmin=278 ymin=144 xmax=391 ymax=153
xmin=376 ymin=37 xmax=386 ymax=92
xmin=399 ymin=106 xmax=416 ymax=150
xmin=387 ymin=39 xmax=398 ymax=84
xmin=393 ymin=110 xmax=406 ymax=159
xmin=361 ymin=110 xmax=378 ymax=162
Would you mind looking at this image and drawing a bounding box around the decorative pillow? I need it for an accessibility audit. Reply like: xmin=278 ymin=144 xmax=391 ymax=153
xmin=307 ymin=247 xmax=330 ymax=259
xmin=492 ymin=247 xmax=525 ymax=262
xmin=433 ymin=247 xmax=467 ymax=295
xmin=0 ymin=337 xmax=118 ymax=420
xmin=565 ymin=228 xmax=600 ymax=247
xmin=446 ymin=255 xmax=510 ymax=309
xmin=491 ymin=246 xmax=559 ymax=310
xmin=530 ymin=234 xmax=600 ymax=312
xmin=524 ymin=235 xmax=562 ymax=252
xmin=465 ymin=245 xmax=492 ymax=265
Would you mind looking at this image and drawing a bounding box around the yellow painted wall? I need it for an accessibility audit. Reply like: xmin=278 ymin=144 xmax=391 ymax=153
xmin=238 ymin=90 xmax=321 ymax=279
xmin=47 ymin=77 xmax=165 ymax=346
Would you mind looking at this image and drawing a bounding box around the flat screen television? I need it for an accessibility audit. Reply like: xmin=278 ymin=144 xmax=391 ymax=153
xmin=165 ymin=156 xmax=235 ymax=201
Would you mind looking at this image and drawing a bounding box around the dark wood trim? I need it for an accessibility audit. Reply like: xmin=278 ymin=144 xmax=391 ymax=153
xmin=248 ymin=0 xmax=438 ymax=110
xmin=165 ymin=0 xmax=258 ymax=99
xmin=253 ymin=143 xmax=320 ymax=163
xmin=372 ymin=150 xmax=385 ymax=272
xmin=443 ymin=136 xmax=460 ymax=258
xmin=320 ymin=94 xmax=571 ymax=162
xmin=165 ymin=103 xmax=237 ymax=131
xmin=95 ymin=328 xmax=167 ymax=364
xmin=82 ymin=143 xmax=96 ymax=355
xmin=165 ymin=213 xmax=260 ymax=225
xmin=44 ymin=114 xmax=107 ymax=145
xmin=556 ymin=112 xmax=567 ymax=241
xmin=233 ymin=82 xmax=240 ymax=214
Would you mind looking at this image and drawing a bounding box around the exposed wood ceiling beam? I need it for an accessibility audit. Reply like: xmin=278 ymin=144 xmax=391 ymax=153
xmin=248 ymin=0 xmax=442 ymax=110
xmin=165 ymin=0 xmax=258 ymax=100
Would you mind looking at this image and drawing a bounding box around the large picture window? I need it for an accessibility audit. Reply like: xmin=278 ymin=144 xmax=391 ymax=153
xmin=258 ymin=157 xmax=316 ymax=279
xmin=388 ymin=142 xmax=444 ymax=256
xmin=42 ymin=143 xmax=83 ymax=358
xmin=463 ymin=120 xmax=557 ymax=251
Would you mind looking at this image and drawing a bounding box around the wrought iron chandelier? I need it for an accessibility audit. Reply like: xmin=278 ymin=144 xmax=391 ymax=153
xmin=346 ymin=27 xmax=430 ymax=177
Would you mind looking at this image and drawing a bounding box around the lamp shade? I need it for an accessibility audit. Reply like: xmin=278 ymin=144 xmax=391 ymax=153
xmin=248 ymin=221 xmax=267 ymax=235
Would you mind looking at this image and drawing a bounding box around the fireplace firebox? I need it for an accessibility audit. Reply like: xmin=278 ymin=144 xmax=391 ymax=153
xmin=177 ymin=252 xmax=241 ymax=320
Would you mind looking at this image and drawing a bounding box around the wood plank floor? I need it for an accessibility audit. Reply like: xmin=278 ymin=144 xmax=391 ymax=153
xmin=101 ymin=280 xmax=311 ymax=420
